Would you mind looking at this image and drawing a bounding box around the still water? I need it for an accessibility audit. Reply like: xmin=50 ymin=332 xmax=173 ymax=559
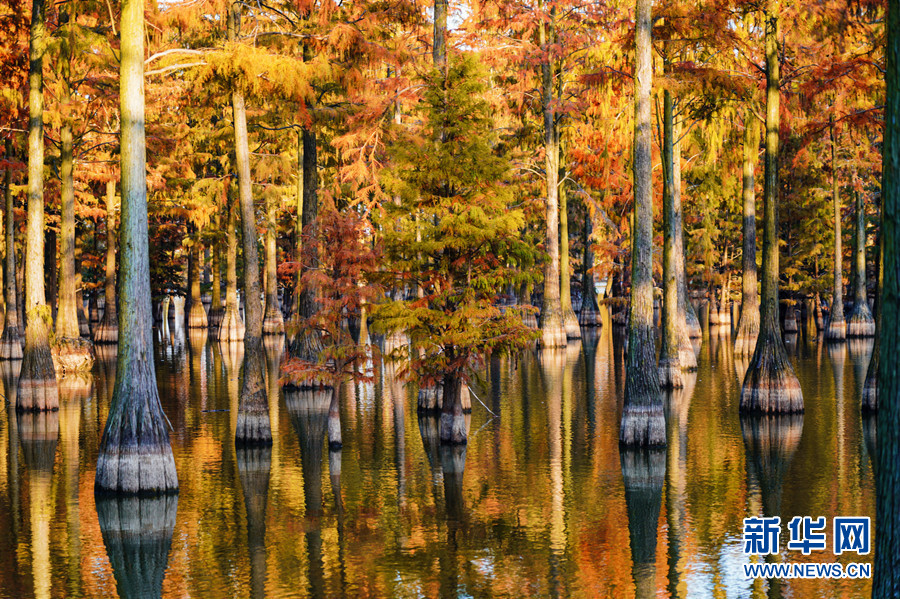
xmin=0 ymin=313 xmax=876 ymax=598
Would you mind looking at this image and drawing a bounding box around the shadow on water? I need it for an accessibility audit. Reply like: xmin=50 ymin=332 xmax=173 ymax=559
xmin=236 ymin=445 xmax=271 ymax=599
xmin=741 ymin=413 xmax=804 ymax=599
xmin=19 ymin=410 xmax=58 ymax=599
xmin=96 ymin=494 xmax=178 ymax=599
xmin=621 ymin=446 xmax=665 ymax=599
xmin=286 ymin=388 xmax=330 ymax=598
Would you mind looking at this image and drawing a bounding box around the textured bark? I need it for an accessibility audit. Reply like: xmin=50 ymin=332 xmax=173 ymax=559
xmin=740 ymin=8 xmax=803 ymax=414
xmin=296 ymin=127 xmax=319 ymax=322
xmin=95 ymin=0 xmax=178 ymax=494
xmin=17 ymin=0 xmax=58 ymax=411
xmin=433 ymin=0 xmax=448 ymax=71
xmin=671 ymin=117 xmax=698 ymax=368
xmin=620 ymin=0 xmax=664 ymax=446
xmin=56 ymin=99 xmax=82 ymax=345
xmin=579 ymin=208 xmax=603 ymax=326
xmin=96 ymin=495 xmax=178 ymax=599
xmin=825 ymin=122 xmax=847 ymax=340
xmin=185 ymin=242 xmax=207 ymax=328
xmin=621 ymin=448 xmax=665 ymax=599
xmin=559 ymin=182 xmax=581 ymax=339
xmin=439 ymin=373 xmax=467 ymax=445
xmin=659 ymin=87 xmax=683 ymax=389
xmin=327 ymin=386 xmax=342 ymax=449
xmin=262 ymin=194 xmax=284 ymax=335
xmin=0 ymin=140 xmax=22 ymax=359
xmin=208 ymin=235 xmax=223 ymax=330
xmin=217 ymin=192 xmax=244 ymax=342
xmin=75 ymin=240 xmax=90 ymax=338
xmin=291 ymin=132 xmax=304 ymax=324
xmin=847 ymin=189 xmax=875 ymax=336
xmin=94 ymin=181 xmax=119 ymax=344
xmin=863 ymin=231 xmax=882 ymax=411
xmin=873 ymin=0 xmax=900 ymax=589
xmin=538 ymin=8 xmax=566 ymax=349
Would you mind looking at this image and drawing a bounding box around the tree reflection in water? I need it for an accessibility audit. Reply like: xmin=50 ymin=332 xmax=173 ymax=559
xmin=621 ymin=446 xmax=665 ymax=599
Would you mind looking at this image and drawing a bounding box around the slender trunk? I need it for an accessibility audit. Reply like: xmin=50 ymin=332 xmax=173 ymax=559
xmin=620 ymin=0 xmax=663 ymax=446
xmin=559 ymin=179 xmax=580 ymax=339
xmin=292 ymin=131 xmax=303 ymax=322
xmin=735 ymin=115 xmax=760 ymax=355
xmin=262 ymin=195 xmax=284 ymax=334
xmin=0 ymin=139 xmax=22 ymax=359
xmin=433 ymin=0 xmax=448 ymax=72
xmin=579 ymin=204 xmax=602 ymax=326
xmin=659 ymin=87 xmax=683 ymax=389
xmin=739 ymin=5 xmax=803 ymax=413
xmin=825 ymin=120 xmax=846 ymax=340
xmin=217 ymin=187 xmax=244 ymax=342
xmin=94 ymin=181 xmax=118 ymax=343
xmin=672 ymin=116 xmax=698 ymax=365
xmin=18 ymin=0 xmax=58 ymax=411
xmin=75 ymin=237 xmax=89 ymax=337
xmin=863 ymin=227 xmax=882 ymax=411
xmin=95 ymin=0 xmax=178 ymax=493
xmin=538 ymin=7 xmax=566 ymax=348
xmin=229 ymin=4 xmax=271 ymax=445
xmin=439 ymin=372 xmax=466 ymax=445
xmin=56 ymin=109 xmax=79 ymax=341
xmin=186 ymin=241 xmax=207 ymax=328
xmin=209 ymin=234 xmax=222 ymax=329
xmin=848 ymin=187 xmax=875 ymax=336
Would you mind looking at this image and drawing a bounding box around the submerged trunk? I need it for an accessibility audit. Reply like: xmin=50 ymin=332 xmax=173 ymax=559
xmin=620 ymin=0 xmax=663 ymax=446
xmin=873 ymin=2 xmax=900 ymax=588
xmin=559 ymin=180 xmax=580 ymax=339
xmin=734 ymin=116 xmax=760 ymax=357
xmin=230 ymin=4 xmax=271 ymax=446
xmin=659 ymin=86 xmax=683 ymax=389
xmin=18 ymin=0 xmax=58 ymax=411
xmin=327 ymin=386 xmax=342 ymax=450
xmin=186 ymin=241 xmax=207 ymax=328
xmin=217 ymin=190 xmax=244 ymax=343
xmin=439 ymin=373 xmax=467 ymax=445
xmin=0 ymin=139 xmax=22 ymax=359
xmin=262 ymin=195 xmax=284 ymax=335
xmin=825 ymin=122 xmax=846 ymax=340
xmin=847 ymin=188 xmax=874 ymax=336
xmin=538 ymin=9 xmax=566 ymax=349
xmin=94 ymin=181 xmax=118 ymax=344
xmin=739 ymin=7 xmax=803 ymax=414
xmin=95 ymin=0 xmax=178 ymax=493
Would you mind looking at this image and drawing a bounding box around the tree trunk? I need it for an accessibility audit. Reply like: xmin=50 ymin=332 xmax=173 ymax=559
xmin=262 ymin=195 xmax=284 ymax=335
xmin=873 ymin=4 xmax=899 ymax=588
xmin=671 ymin=117 xmax=698 ymax=366
xmin=53 ymin=98 xmax=94 ymax=375
xmin=208 ymin=228 xmax=223 ymax=331
xmin=0 ymin=139 xmax=22 ymax=359
xmin=18 ymin=0 xmax=58 ymax=411
xmin=559 ymin=180 xmax=580 ymax=339
xmin=620 ymin=0 xmax=663 ymax=446
xmin=327 ymin=385 xmax=342 ymax=449
xmin=825 ymin=121 xmax=846 ymax=340
xmin=95 ymin=0 xmax=178 ymax=493
xmin=75 ymin=237 xmax=90 ymax=337
xmin=735 ymin=116 xmax=760 ymax=355
xmin=291 ymin=131 xmax=304 ymax=325
xmin=439 ymin=373 xmax=467 ymax=445
xmin=230 ymin=4 xmax=271 ymax=446
xmin=538 ymin=8 xmax=566 ymax=349
xmin=579 ymin=205 xmax=602 ymax=326
xmin=94 ymin=181 xmax=119 ymax=344
xmin=186 ymin=241 xmax=207 ymax=328
xmin=217 ymin=188 xmax=244 ymax=342
xmin=659 ymin=87 xmax=683 ymax=388
xmin=739 ymin=6 xmax=803 ymax=414
xmin=433 ymin=0 xmax=448 ymax=71
xmin=863 ymin=227 xmax=882 ymax=411
xmin=848 ymin=188 xmax=875 ymax=336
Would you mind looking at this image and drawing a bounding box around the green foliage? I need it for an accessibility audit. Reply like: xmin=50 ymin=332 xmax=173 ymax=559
xmin=374 ymin=55 xmax=538 ymax=385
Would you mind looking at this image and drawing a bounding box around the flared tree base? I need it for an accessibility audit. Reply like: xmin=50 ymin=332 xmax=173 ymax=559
xmin=94 ymin=314 xmax=119 ymax=344
xmin=578 ymin=308 xmax=603 ymax=327
xmin=540 ymin=322 xmax=567 ymax=349
xmin=685 ymin=306 xmax=702 ymax=339
xmin=619 ymin=404 xmax=666 ymax=447
xmin=824 ymin=317 xmax=846 ymax=341
xmin=734 ymin=306 xmax=760 ymax=357
xmin=440 ymin=411 xmax=467 ymax=445
xmin=658 ymin=357 xmax=684 ymax=389
xmin=207 ymin=307 xmax=224 ymax=331
xmin=235 ymin=409 xmax=273 ymax=447
xmin=216 ymin=308 xmax=244 ymax=343
xmin=52 ymin=337 xmax=95 ymax=375
xmin=0 ymin=326 xmax=23 ymax=360
xmin=417 ymin=384 xmax=472 ymax=413
xmin=262 ymin=312 xmax=285 ymax=336
xmin=328 ymin=412 xmax=342 ymax=450
xmin=17 ymin=336 xmax=59 ymax=412
xmin=288 ymin=327 xmax=324 ymax=364
xmin=563 ymin=308 xmax=581 ymax=339
xmin=186 ymin=305 xmax=208 ymax=329
xmin=740 ymin=330 xmax=803 ymax=414
xmin=846 ymin=301 xmax=875 ymax=337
